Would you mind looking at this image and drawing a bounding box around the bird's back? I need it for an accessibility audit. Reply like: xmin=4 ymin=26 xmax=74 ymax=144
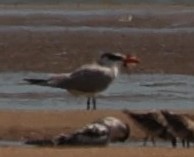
xmin=64 ymin=64 xmax=115 ymax=93
xmin=161 ymin=111 xmax=187 ymax=130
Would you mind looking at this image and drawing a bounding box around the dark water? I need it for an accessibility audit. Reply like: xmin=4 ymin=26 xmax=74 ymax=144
xmin=0 ymin=72 xmax=193 ymax=110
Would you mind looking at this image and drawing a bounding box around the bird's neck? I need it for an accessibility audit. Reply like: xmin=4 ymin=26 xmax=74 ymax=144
xmin=111 ymin=65 xmax=119 ymax=78
xmin=97 ymin=61 xmax=120 ymax=78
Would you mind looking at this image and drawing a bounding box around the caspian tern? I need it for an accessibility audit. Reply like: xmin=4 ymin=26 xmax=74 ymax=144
xmin=24 ymin=52 xmax=139 ymax=110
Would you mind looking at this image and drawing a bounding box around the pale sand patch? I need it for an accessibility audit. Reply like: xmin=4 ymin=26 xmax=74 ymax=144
xmin=1 ymin=146 xmax=194 ymax=157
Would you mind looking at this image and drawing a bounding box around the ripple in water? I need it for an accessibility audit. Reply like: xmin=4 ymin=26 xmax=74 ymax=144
xmin=0 ymin=72 xmax=193 ymax=110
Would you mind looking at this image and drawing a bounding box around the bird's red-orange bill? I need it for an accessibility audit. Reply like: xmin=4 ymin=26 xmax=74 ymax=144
xmin=123 ymin=55 xmax=140 ymax=68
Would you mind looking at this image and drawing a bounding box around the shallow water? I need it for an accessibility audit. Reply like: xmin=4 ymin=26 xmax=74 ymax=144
xmin=0 ymin=72 xmax=193 ymax=110
xmin=0 ymin=7 xmax=194 ymax=33
xmin=0 ymin=7 xmax=193 ymax=16
xmin=1 ymin=25 xmax=194 ymax=34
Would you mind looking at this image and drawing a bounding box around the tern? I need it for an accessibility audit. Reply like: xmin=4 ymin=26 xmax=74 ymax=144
xmin=24 ymin=52 xmax=139 ymax=110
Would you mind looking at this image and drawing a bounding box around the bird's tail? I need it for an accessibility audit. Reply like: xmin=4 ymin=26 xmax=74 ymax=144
xmin=23 ymin=78 xmax=49 ymax=86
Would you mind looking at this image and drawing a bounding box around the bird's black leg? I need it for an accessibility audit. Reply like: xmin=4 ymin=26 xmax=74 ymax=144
xmin=143 ymin=136 xmax=148 ymax=146
xmin=92 ymin=97 xmax=96 ymax=110
xmin=171 ymin=138 xmax=177 ymax=148
xmin=87 ymin=97 xmax=90 ymax=110
xmin=151 ymin=136 xmax=156 ymax=146
xmin=182 ymin=139 xmax=185 ymax=148
xmin=186 ymin=139 xmax=190 ymax=148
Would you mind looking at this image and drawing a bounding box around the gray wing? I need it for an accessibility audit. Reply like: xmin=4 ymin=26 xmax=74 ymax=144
xmin=41 ymin=65 xmax=113 ymax=92
xmin=65 ymin=65 xmax=114 ymax=93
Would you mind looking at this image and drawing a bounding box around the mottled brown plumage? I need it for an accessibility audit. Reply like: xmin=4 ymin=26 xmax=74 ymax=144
xmin=161 ymin=110 xmax=194 ymax=148
xmin=123 ymin=110 xmax=176 ymax=147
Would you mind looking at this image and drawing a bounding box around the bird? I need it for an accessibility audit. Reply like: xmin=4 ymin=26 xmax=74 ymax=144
xmin=123 ymin=110 xmax=177 ymax=147
xmin=25 ymin=123 xmax=110 ymax=146
xmin=23 ymin=52 xmax=139 ymax=110
xmin=94 ymin=116 xmax=130 ymax=142
xmin=25 ymin=116 xmax=129 ymax=146
xmin=53 ymin=123 xmax=111 ymax=146
xmin=161 ymin=110 xmax=194 ymax=148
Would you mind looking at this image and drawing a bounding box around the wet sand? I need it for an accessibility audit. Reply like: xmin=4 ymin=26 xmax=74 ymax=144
xmin=1 ymin=29 xmax=194 ymax=74
xmin=0 ymin=5 xmax=194 ymax=74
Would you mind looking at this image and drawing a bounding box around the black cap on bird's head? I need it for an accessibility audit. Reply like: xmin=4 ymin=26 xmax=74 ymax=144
xmin=100 ymin=52 xmax=126 ymax=61
xmin=100 ymin=52 xmax=139 ymax=67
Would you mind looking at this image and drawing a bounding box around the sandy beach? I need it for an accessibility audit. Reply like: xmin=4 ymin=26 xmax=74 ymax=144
xmin=0 ymin=109 xmax=194 ymax=157
xmin=0 ymin=3 xmax=194 ymax=157
xmin=0 ymin=109 xmax=135 ymax=140
xmin=1 ymin=146 xmax=194 ymax=157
